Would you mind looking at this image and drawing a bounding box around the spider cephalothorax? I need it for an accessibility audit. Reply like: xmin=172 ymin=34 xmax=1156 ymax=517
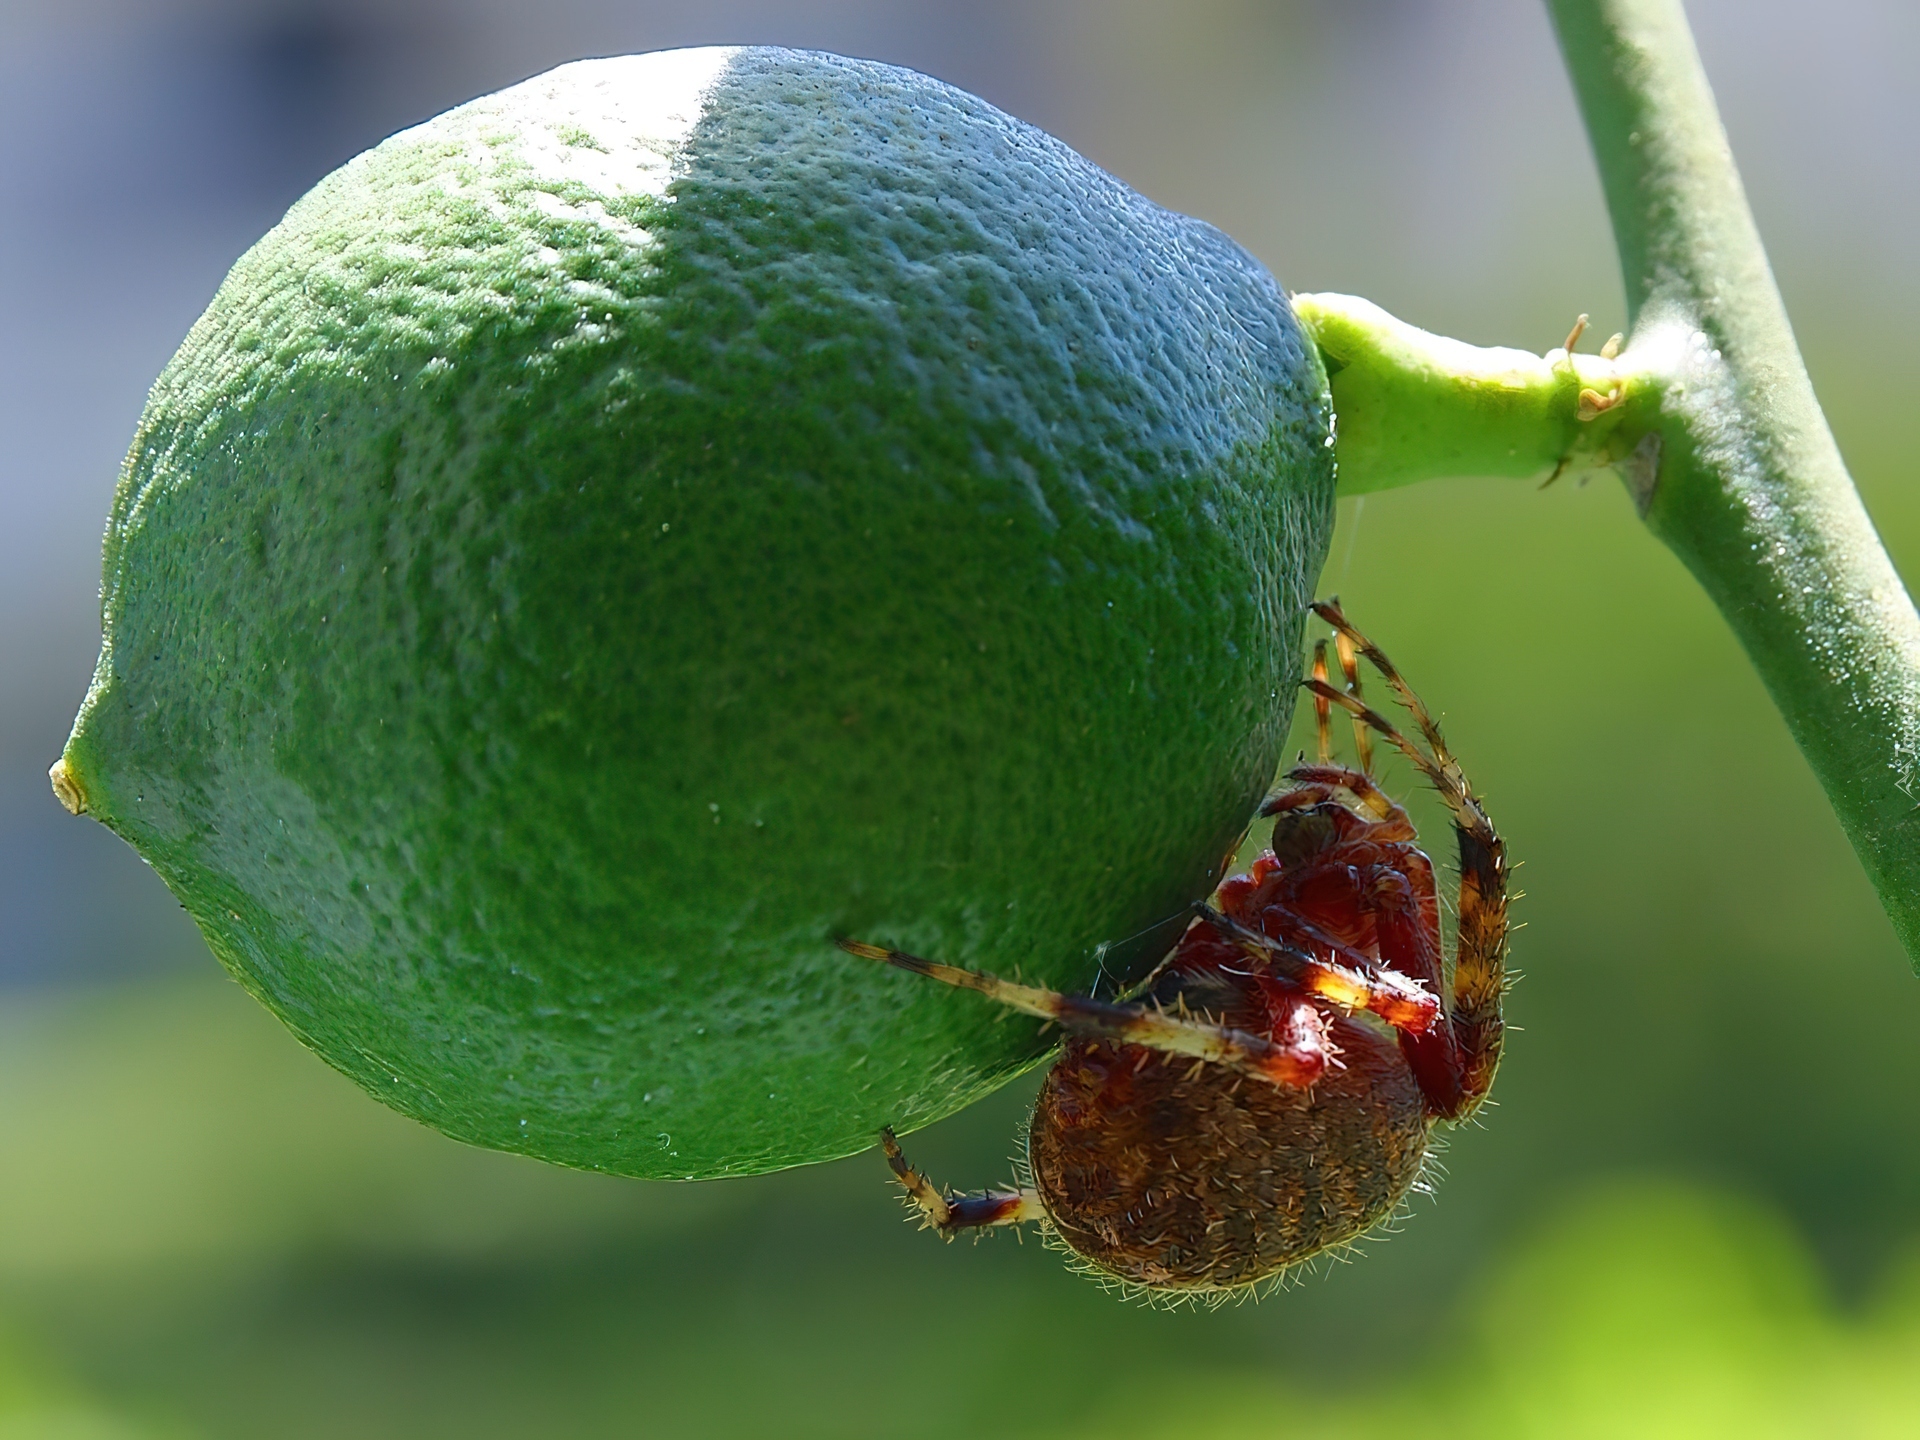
xmin=837 ymin=600 xmax=1509 ymax=1297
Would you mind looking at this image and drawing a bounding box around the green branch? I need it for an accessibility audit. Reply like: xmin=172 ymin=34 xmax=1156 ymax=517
xmin=1556 ymin=0 xmax=1920 ymax=966
xmin=1296 ymin=0 xmax=1920 ymax=968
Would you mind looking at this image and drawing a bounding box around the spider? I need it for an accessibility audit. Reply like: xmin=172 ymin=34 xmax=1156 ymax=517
xmin=835 ymin=600 xmax=1509 ymax=1297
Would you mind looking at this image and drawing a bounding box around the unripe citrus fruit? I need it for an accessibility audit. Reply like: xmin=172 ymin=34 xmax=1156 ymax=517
xmin=55 ymin=47 xmax=1333 ymax=1178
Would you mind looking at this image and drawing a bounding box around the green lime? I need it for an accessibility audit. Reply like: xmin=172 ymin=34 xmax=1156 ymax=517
xmin=55 ymin=47 xmax=1333 ymax=1178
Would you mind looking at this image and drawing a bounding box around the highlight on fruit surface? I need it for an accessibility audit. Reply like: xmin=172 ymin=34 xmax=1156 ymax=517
xmin=53 ymin=47 xmax=1337 ymax=1178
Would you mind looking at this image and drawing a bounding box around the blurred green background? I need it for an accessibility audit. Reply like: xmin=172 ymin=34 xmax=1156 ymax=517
xmin=4 ymin=1 xmax=1919 ymax=1435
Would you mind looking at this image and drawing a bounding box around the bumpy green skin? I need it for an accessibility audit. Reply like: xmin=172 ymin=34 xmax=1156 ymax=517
xmin=63 ymin=48 xmax=1333 ymax=1177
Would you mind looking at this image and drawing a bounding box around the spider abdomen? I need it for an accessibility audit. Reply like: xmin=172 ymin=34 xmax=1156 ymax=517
xmin=1029 ymin=1021 xmax=1429 ymax=1292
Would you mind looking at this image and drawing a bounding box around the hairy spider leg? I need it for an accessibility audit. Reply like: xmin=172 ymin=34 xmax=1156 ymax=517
xmin=1311 ymin=639 xmax=1335 ymax=764
xmin=878 ymin=1127 xmax=1045 ymax=1238
xmin=1277 ymin=730 xmax=1479 ymax=1115
xmin=1328 ymin=830 xmax=1465 ymax=1116
xmin=1333 ymin=623 xmax=1377 ymax=775
xmin=1262 ymin=764 xmax=1413 ymax=834
xmin=834 ymin=938 xmax=1328 ymax=1088
xmin=1300 ymin=606 xmax=1507 ymax=1120
xmin=1309 ymin=599 xmax=1466 ymax=792
xmin=1250 ymin=761 xmax=1465 ymax=1110
xmin=1190 ymin=903 xmax=1439 ymax=1034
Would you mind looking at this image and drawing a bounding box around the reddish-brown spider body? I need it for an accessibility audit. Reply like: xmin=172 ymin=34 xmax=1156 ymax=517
xmin=1031 ymin=777 xmax=1456 ymax=1291
xmin=843 ymin=601 xmax=1508 ymax=1297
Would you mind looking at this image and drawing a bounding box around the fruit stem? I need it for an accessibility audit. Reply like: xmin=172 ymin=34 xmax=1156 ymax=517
xmin=1301 ymin=0 xmax=1920 ymax=970
xmin=1292 ymin=292 xmax=1659 ymax=498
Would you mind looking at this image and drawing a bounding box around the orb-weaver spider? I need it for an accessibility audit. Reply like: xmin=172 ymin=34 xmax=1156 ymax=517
xmin=837 ymin=600 xmax=1509 ymax=1296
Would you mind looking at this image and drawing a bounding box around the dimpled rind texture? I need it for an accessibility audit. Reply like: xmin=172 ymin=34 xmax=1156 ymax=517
xmin=63 ymin=48 xmax=1334 ymax=1178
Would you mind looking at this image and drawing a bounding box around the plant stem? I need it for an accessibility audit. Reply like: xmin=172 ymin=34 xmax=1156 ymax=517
xmin=1294 ymin=3 xmax=1920 ymax=965
xmin=1549 ymin=0 xmax=1920 ymax=964
xmin=1293 ymin=292 xmax=1658 ymax=497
